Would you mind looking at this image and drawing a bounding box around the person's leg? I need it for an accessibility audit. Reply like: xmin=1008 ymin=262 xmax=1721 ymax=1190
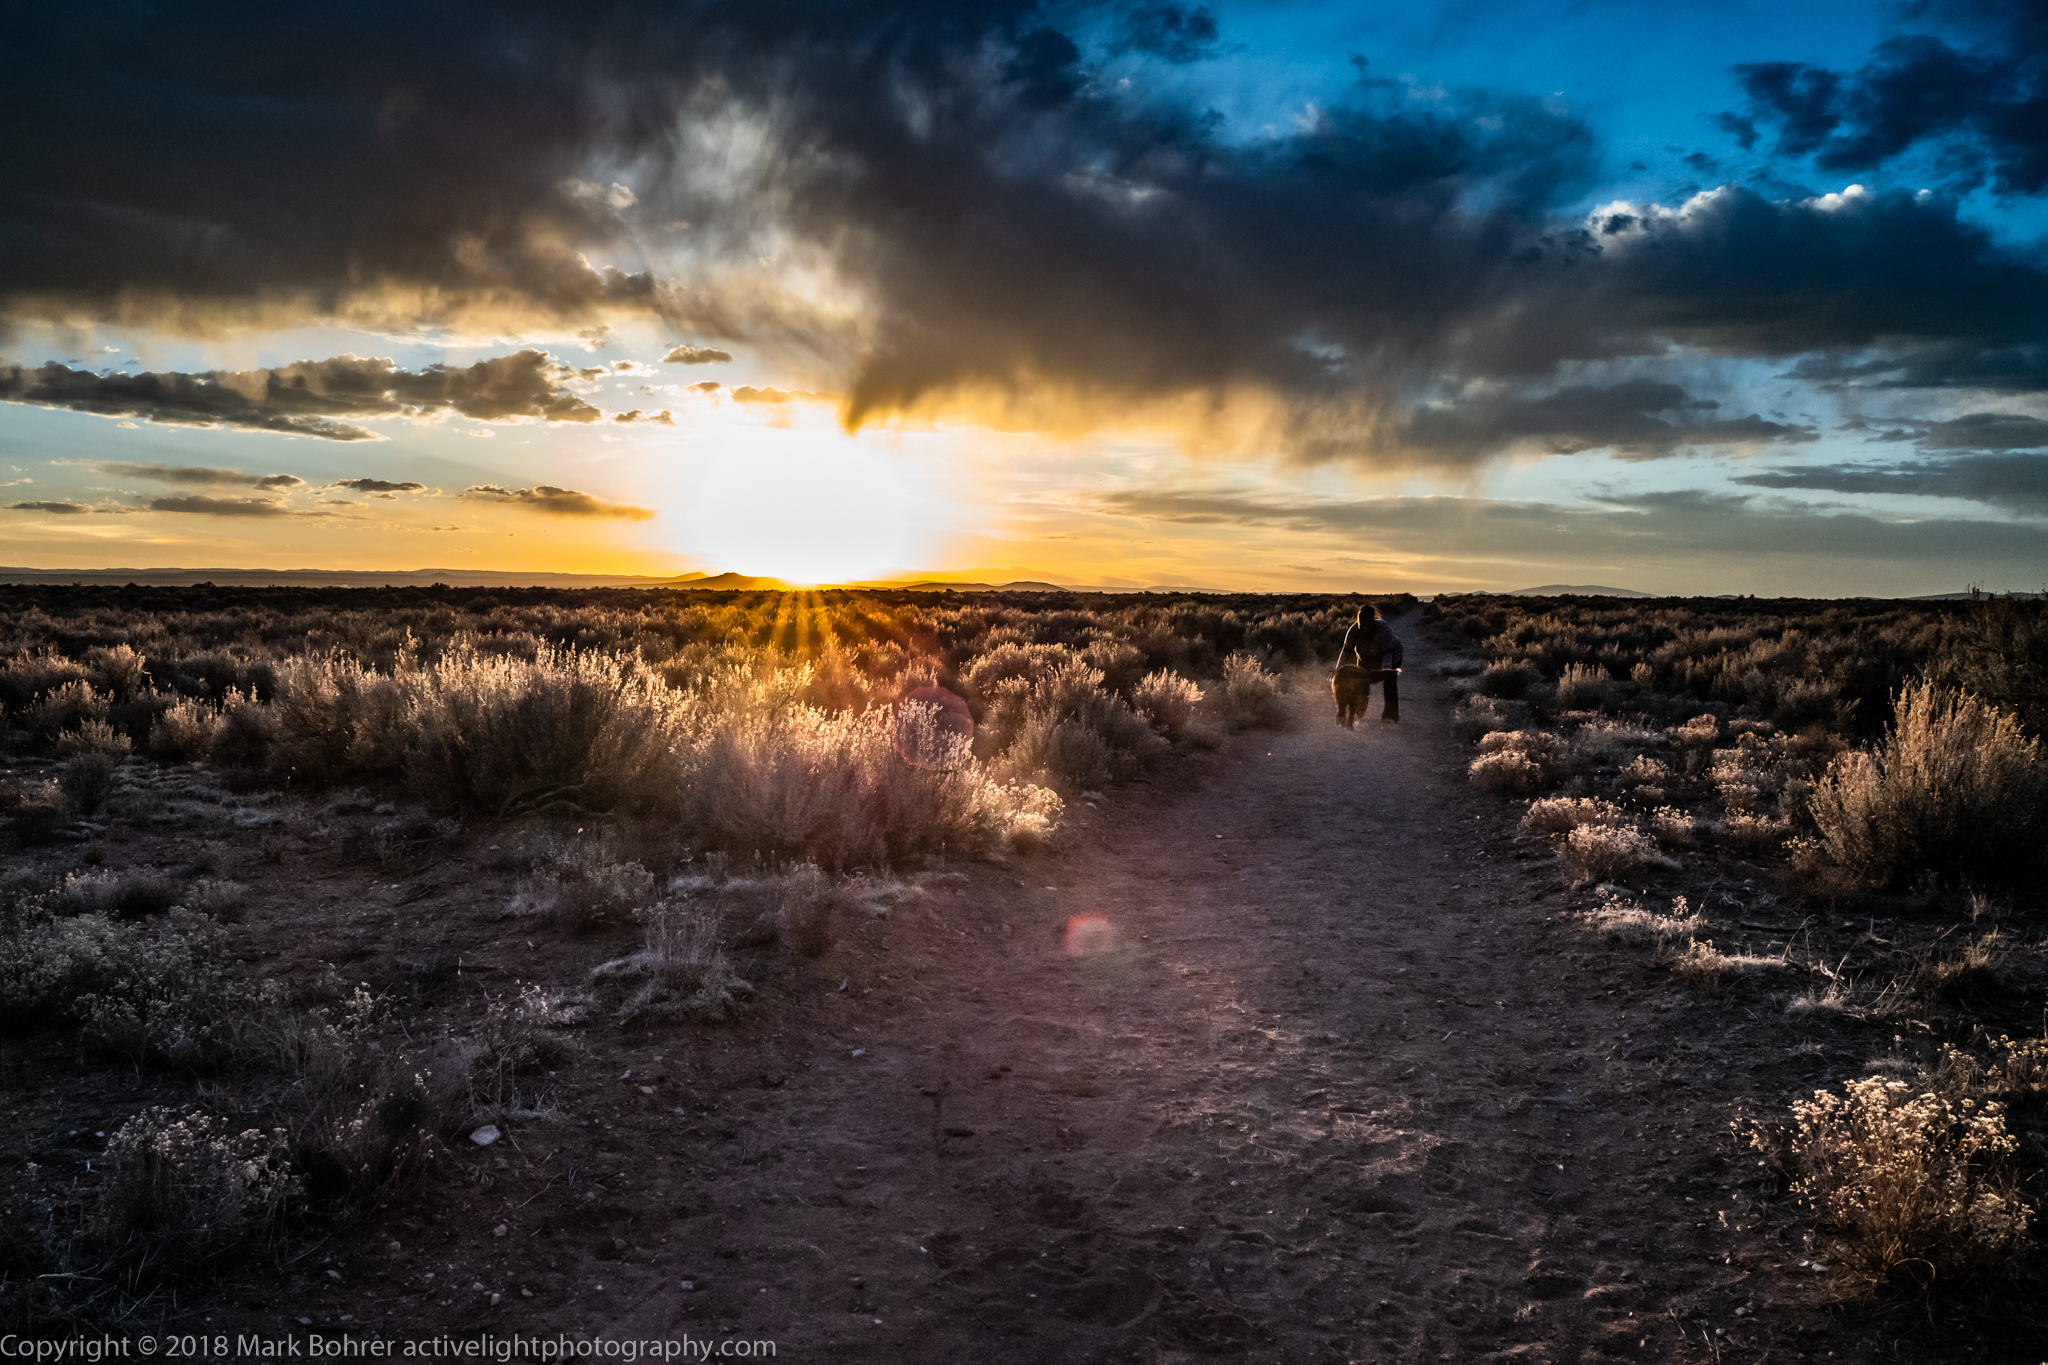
xmin=1380 ymin=669 xmax=1400 ymax=722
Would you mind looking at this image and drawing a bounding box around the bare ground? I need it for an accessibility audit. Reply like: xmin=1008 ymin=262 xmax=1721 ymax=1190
xmin=12 ymin=612 xmax=2041 ymax=1361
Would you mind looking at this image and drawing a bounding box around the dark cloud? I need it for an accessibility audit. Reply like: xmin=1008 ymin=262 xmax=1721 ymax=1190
xmin=1726 ymin=11 xmax=2048 ymax=195
xmin=92 ymin=462 xmax=304 ymax=489
xmin=1790 ymin=343 xmax=2048 ymax=391
xmin=0 ymin=351 xmax=603 ymax=439
xmin=663 ymin=345 xmax=733 ymax=364
xmin=1909 ymin=412 xmax=2048 ymax=450
xmin=329 ymin=478 xmax=428 ymax=493
xmin=5 ymin=500 xmax=89 ymax=514
xmin=1115 ymin=4 xmax=1222 ymax=63
xmin=462 ymin=485 xmax=656 ymax=519
xmin=5 ymin=3 xmax=2048 ymax=467
xmin=145 ymin=495 xmax=299 ymax=517
xmin=1734 ymin=452 xmax=2048 ymax=510
xmin=1401 ymin=378 xmax=1815 ymax=462
xmin=611 ymin=408 xmax=675 ymax=424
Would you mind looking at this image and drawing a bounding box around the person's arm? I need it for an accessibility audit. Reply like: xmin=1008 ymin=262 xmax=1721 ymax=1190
xmin=1386 ymin=627 xmax=1404 ymax=670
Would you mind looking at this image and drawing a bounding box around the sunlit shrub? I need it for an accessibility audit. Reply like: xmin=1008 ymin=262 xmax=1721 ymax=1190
xmin=1561 ymin=824 xmax=1670 ymax=884
xmin=1555 ymin=661 xmax=1616 ymax=710
xmin=1810 ymin=683 xmax=2048 ymax=887
xmin=1769 ymin=1074 xmax=2033 ymax=1292
xmin=56 ymin=719 xmax=132 ymax=759
xmin=1132 ymin=670 xmax=1204 ymax=740
xmin=148 ymin=696 xmax=218 ymax=763
xmin=1520 ymin=796 xmax=1629 ymax=840
xmin=1219 ymin=653 xmax=1286 ymax=730
xmin=84 ymin=644 xmax=150 ymax=699
xmin=1468 ymin=749 xmax=1545 ymax=796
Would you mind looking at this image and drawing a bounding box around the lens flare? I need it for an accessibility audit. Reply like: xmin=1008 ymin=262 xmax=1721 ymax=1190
xmin=1063 ymin=913 xmax=1116 ymax=957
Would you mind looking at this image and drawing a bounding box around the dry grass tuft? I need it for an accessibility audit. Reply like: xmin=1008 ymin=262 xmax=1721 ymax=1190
xmin=1575 ymin=892 xmax=1703 ymax=948
xmin=1666 ymin=938 xmax=1782 ymax=991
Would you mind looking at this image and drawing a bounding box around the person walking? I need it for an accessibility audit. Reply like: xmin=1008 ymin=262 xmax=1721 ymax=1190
xmin=1341 ymin=605 xmax=1403 ymax=722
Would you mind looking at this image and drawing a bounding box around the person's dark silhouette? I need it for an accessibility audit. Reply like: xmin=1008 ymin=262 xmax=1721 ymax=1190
xmin=1339 ymin=606 xmax=1402 ymax=722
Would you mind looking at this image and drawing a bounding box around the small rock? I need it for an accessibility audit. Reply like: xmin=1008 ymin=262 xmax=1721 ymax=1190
xmin=470 ymin=1281 xmax=486 ymax=1292
xmin=494 ymin=1224 xmax=508 ymax=1237
xmin=681 ymin=1281 xmax=695 ymax=1291
xmin=325 ymin=1269 xmax=341 ymax=1281
xmin=298 ymin=1317 xmax=312 ymax=1326
xmin=520 ymin=1288 xmax=533 ymax=1299
xmin=470 ymin=1125 xmax=501 ymax=1146
xmin=491 ymin=1294 xmax=501 ymax=1306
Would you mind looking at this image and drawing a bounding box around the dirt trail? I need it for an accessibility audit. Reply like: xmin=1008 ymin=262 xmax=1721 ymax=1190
xmin=564 ymin=614 xmax=1767 ymax=1362
xmin=198 ymin=613 xmax=1821 ymax=1358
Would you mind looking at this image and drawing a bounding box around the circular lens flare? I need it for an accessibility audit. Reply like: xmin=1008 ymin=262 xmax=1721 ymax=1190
xmin=1063 ymin=913 xmax=1116 ymax=957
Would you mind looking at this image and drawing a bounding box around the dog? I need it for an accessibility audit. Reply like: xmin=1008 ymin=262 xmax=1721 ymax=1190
xmin=1332 ymin=665 xmax=1370 ymax=729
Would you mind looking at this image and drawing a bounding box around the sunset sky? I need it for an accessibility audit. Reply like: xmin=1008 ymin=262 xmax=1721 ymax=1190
xmin=4 ymin=0 xmax=2047 ymax=594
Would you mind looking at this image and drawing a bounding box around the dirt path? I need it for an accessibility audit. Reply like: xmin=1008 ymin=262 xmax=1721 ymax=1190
xmin=209 ymin=613 xmax=1820 ymax=1359
xmin=563 ymin=614 xmax=1775 ymax=1362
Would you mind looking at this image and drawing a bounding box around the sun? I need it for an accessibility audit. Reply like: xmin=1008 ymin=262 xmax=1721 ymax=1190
xmin=681 ymin=429 xmax=929 ymax=584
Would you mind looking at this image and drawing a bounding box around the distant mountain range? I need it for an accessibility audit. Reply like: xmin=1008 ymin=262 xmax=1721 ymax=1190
xmin=0 ymin=565 xmax=1084 ymax=592
xmin=1509 ymin=584 xmax=1654 ymax=598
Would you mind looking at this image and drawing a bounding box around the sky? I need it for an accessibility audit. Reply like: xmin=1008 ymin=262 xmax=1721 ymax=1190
xmin=3 ymin=0 xmax=2047 ymax=595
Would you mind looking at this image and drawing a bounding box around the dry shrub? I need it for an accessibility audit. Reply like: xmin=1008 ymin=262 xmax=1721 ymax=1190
xmin=1219 ymin=653 xmax=1286 ymax=730
xmin=95 ymin=1108 xmax=294 ymax=1253
xmin=681 ymin=697 xmax=1061 ymax=867
xmin=1619 ymin=754 xmax=1670 ymax=789
xmin=1555 ymin=661 xmax=1616 ymax=710
xmin=148 ymin=697 xmax=217 ymax=763
xmin=464 ymin=985 xmax=578 ymax=1119
xmin=777 ymin=863 xmax=846 ymax=957
xmin=208 ymin=687 xmax=276 ymax=769
xmin=29 ymin=679 xmax=109 ymax=741
xmin=1471 ymin=729 xmax=1565 ymax=795
xmin=55 ymin=719 xmax=131 ymax=759
xmin=1520 ymin=796 xmax=1629 ymax=839
xmin=1477 ymin=659 xmax=1539 ymax=699
xmin=1132 ymin=670 xmax=1204 ymax=740
xmin=1562 ymin=824 xmax=1672 ymax=884
xmin=56 ymin=752 xmax=120 ymax=816
xmin=1769 ymin=1074 xmax=2033 ymax=1293
xmin=1913 ymin=930 xmax=2008 ymax=1002
xmin=1451 ymin=695 xmax=1513 ymax=742
xmin=1987 ymin=1035 xmax=2048 ymax=1102
xmin=84 ymin=644 xmax=149 ymax=699
xmin=1649 ymin=806 xmax=1698 ymax=849
xmin=1569 ymin=721 xmax=1660 ymax=767
xmin=1810 ymin=683 xmax=2048 ymax=888
xmin=1468 ymin=749 xmax=1545 ymax=796
xmin=1668 ymin=713 xmax=1721 ymax=750
xmin=592 ymin=903 xmax=748 ymax=1024
xmin=511 ymin=845 xmax=655 ymax=934
xmin=1724 ymin=811 xmax=1789 ymax=851
xmin=1576 ymin=892 xmax=1703 ymax=948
